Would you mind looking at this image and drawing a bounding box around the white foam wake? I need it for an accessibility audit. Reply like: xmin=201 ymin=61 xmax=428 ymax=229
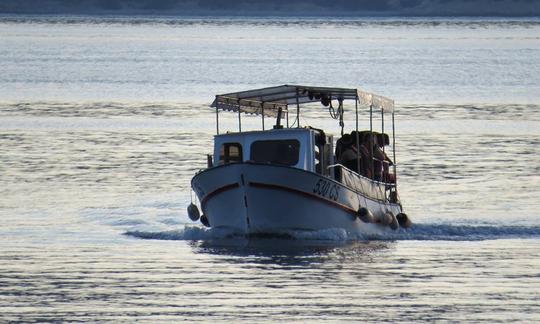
xmin=124 ymin=223 xmax=540 ymax=242
xmin=125 ymin=226 xmax=240 ymax=241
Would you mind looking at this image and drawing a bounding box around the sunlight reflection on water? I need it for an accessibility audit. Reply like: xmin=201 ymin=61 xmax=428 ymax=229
xmin=1 ymin=16 xmax=540 ymax=322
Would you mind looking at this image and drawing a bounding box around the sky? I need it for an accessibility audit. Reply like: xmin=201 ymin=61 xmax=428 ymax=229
xmin=0 ymin=0 xmax=539 ymax=16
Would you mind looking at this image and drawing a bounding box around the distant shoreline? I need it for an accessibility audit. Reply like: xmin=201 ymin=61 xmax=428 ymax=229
xmin=2 ymin=0 xmax=540 ymax=17
xmin=0 ymin=13 xmax=539 ymax=20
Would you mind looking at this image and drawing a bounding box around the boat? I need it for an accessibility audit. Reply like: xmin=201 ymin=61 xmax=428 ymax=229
xmin=188 ymin=85 xmax=411 ymax=237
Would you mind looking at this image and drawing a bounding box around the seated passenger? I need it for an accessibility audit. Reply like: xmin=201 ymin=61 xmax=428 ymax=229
xmin=372 ymin=134 xmax=395 ymax=182
xmin=338 ymin=145 xmax=358 ymax=172
xmin=359 ymin=133 xmax=373 ymax=178
xmin=335 ymin=133 xmax=352 ymax=161
xmin=382 ymin=150 xmax=395 ymax=183
xmin=371 ymin=136 xmax=387 ymax=181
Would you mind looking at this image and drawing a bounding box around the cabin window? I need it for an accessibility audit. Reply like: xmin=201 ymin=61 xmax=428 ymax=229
xmin=219 ymin=143 xmax=243 ymax=164
xmin=250 ymin=140 xmax=300 ymax=166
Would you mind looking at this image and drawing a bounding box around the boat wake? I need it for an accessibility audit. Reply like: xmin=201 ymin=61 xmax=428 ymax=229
xmin=124 ymin=223 xmax=540 ymax=242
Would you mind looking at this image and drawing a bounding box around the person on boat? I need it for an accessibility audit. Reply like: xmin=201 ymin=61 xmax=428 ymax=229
xmin=381 ymin=150 xmax=395 ymax=183
xmin=372 ymin=133 xmax=395 ymax=182
xmin=368 ymin=134 xmax=396 ymax=182
xmin=371 ymin=135 xmax=386 ymax=181
xmin=337 ymin=142 xmax=359 ymax=172
xmin=358 ymin=132 xmax=373 ymax=178
xmin=335 ymin=133 xmax=352 ymax=162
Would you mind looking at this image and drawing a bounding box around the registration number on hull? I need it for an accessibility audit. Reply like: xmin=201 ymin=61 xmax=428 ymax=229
xmin=313 ymin=179 xmax=340 ymax=201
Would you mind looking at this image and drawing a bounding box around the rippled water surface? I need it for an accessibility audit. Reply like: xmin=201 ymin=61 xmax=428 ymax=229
xmin=1 ymin=16 xmax=539 ymax=322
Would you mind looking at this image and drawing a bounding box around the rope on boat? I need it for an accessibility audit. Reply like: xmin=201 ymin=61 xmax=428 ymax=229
xmin=328 ymin=98 xmax=345 ymax=135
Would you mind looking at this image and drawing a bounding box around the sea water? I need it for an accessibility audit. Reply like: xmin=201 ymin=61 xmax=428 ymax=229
xmin=0 ymin=16 xmax=539 ymax=322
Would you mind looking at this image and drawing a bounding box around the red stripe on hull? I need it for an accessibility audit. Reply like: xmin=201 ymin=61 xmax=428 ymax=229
xmin=201 ymin=183 xmax=240 ymax=207
xmin=248 ymin=182 xmax=357 ymax=215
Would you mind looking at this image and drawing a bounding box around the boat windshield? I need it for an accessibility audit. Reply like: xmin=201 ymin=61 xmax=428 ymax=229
xmin=250 ymin=139 xmax=300 ymax=166
xmin=219 ymin=142 xmax=243 ymax=164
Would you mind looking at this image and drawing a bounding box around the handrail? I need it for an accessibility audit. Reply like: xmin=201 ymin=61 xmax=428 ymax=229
xmin=327 ymin=164 xmax=394 ymax=202
xmin=327 ymin=164 xmax=396 ymax=187
xmin=371 ymin=157 xmax=396 ymax=166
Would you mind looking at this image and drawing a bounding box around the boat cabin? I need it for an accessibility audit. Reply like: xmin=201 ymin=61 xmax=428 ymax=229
xmin=212 ymin=128 xmax=334 ymax=176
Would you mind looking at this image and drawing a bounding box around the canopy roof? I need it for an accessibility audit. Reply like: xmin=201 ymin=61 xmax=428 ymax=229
xmin=211 ymin=84 xmax=394 ymax=118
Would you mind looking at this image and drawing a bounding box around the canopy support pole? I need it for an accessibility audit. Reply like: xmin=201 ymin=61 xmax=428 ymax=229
xmin=237 ymin=100 xmax=242 ymax=132
xmin=370 ymin=104 xmax=374 ymax=179
xmin=261 ymin=103 xmax=265 ymax=130
xmin=392 ymin=111 xmax=397 ymax=193
xmin=296 ymin=88 xmax=300 ymax=128
xmin=355 ymin=96 xmax=360 ymax=175
xmin=381 ymin=108 xmax=386 ymax=199
xmin=215 ymin=96 xmax=219 ymax=135
xmin=286 ymin=108 xmax=289 ymax=128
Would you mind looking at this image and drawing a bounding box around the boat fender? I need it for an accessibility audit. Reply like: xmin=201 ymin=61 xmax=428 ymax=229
xmin=387 ymin=212 xmax=399 ymax=230
xmin=357 ymin=207 xmax=374 ymax=223
xmin=396 ymin=213 xmax=412 ymax=228
xmin=187 ymin=203 xmax=200 ymax=221
xmin=379 ymin=212 xmax=393 ymax=225
xmin=200 ymin=214 xmax=210 ymax=227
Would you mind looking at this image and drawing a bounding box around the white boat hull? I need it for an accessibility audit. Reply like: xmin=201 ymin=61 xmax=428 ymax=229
xmin=191 ymin=163 xmax=402 ymax=236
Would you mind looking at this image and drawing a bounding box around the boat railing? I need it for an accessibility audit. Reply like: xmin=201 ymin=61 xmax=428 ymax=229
xmin=327 ymin=164 xmax=395 ymax=202
xmin=328 ymin=164 xmax=396 ymax=185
